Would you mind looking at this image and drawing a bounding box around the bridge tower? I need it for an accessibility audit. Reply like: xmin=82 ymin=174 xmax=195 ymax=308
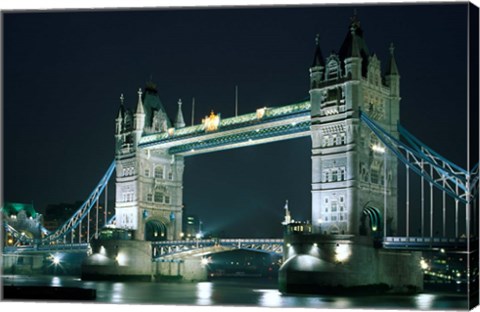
xmin=310 ymin=16 xmax=400 ymax=237
xmin=114 ymin=82 xmax=185 ymax=241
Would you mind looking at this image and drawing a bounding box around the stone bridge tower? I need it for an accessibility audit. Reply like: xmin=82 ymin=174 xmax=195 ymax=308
xmin=114 ymin=82 xmax=185 ymax=241
xmin=309 ymin=16 xmax=400 ymax=237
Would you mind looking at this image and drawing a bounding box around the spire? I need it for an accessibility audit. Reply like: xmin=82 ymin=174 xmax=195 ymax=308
xmin=175 ymin=98 xmax=186 ymax=128
xmin=385 ymin=42 xmax=399 ymax=76
xmin=116 ymin=93 xmax=125 ymax=119
xmin=282 ymin=200 xmax=291 ymax=225
xmin=311 ymin=34 xmax=325 ymax=67
xmin=339 ymin=11 xmax=370 ymax=77
xmin=135 ymin=88 xmax=145 ymax=115
xmin=349 ymin=24 xmax=361 ymax=58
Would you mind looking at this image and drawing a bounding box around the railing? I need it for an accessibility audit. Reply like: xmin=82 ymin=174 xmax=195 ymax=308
xmin=3 ymin=243 xmax=90 ymax=254
xmin=152 ymin=238 xmax=284 ymax=259
xmin=382 ymin=236 xmax=475 ymax=250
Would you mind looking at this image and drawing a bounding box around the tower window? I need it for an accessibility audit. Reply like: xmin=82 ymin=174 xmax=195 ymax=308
xmin=168 ymin=172 xmax=173 ymax=180
xmin=332 ymin=169 xmax=338 ymax=182
xmin=155 ymin=166 xmax=164 ymax=179
xmin=154 ymin=192 xmax=164 ymax=203
xmin=331 ymin=202 xmax=338 ymax=212
xmin=147 ymin=194 xmax=153 ymax=202
xmin=145 ymin=169 xmax=150 ymax=177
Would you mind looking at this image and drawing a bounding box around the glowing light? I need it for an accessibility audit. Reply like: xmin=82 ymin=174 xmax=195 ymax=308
xmin=168 ymin=128 xmax=175 ymax=136
xmin=440 ymin=248 xmax=445 ymax=253
xmin=116 ymin=253 xmax=128 ymax=265
xmin=201 ymin=258 xmax=209 ymax=266
xmin=256 ymin=107 xmax=266 ymax=119
xmin=203 ymin=110 xmax=220 ymax=132
xmin=52 ymin=256 xmax=61 ymax=265
xmin=335 ymin=244 xmax=351 ymax=262
xmin=313 ymin=243 xmax=318 ymax=247
xmin=420 ymin=259 xmax=429 ymax=270
xmin=317 ymin=218 xmax=323 ymax=224
xmin=371 ymin=144 xmax=385 ymax=153
xmin=372 ymin=226 xmax=378 ymax=231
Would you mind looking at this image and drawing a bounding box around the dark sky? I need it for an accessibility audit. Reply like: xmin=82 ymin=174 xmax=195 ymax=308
xmin=3 ymin=3 xmax=470 ymax=238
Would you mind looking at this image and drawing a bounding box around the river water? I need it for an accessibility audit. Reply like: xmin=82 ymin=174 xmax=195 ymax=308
xmin=1 ymin=275 xmax=469 ymax=310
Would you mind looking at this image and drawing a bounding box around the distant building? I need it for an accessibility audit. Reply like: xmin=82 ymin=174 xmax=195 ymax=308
xmin=2 ymin=202 xmax=43 ymax=245
xmin=183 ymin=215 xmax=201 ymax=240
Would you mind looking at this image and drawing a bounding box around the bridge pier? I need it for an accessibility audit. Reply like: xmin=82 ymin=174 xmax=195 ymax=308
xmin=81 ymin=237 xmax=208 ymax=282
xmin=152 ymin=258 xmax=208 ymax=282
xmin=279 ymin=234 xmax=423 ymax=294
xmin=81 ymin=239 xmax=152 ymax=281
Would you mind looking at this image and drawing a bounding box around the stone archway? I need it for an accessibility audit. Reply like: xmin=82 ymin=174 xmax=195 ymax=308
xmin=145 ymin=219 xmax=168 ymax=241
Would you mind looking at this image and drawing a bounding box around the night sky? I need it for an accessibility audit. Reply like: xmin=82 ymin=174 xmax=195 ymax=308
xmin=3 ymin=3 xmax=471 ymax=238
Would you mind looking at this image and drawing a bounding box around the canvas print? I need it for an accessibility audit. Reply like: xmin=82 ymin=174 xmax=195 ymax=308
xmin=1 ymin=2 xmax=479 ymax=310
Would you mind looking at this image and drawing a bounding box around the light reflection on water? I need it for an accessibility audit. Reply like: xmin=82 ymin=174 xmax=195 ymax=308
xmin=414 ymin=293 xmax=435 ymax=310
xmin=196 ymin=282 xmax=213 ymax=305
xmin=254 ymin=289 xmax=283 ymax=307
xmin=51 ymin=276 xmax=62 ymax=287
xmin=2 ymin=275 xmax=468 ymax=309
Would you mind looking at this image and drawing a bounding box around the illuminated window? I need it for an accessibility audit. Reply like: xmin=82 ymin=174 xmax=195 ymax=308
xmin=155 ymin=166 xmax=164 ymax=179
xmin=332 ymin=169 xmax=338 ymax=181
xmin=335 ymin=136 xmax=341 ymax=145
xmin=322 ymin=136 xmax=329 ymax=147
xmin=331 ymin=202 xmax=337 ymax=212
xmin=324 ymin=171 xmax=330 ymax=182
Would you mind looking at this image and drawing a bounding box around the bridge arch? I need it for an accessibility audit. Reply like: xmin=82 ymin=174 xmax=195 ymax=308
xmin=145 ymin=218 xmax=169 ymax=241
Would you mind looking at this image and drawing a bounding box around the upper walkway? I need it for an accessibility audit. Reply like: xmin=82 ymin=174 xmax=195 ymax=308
xmin=138 ymin=101 xmax=311 ymax=156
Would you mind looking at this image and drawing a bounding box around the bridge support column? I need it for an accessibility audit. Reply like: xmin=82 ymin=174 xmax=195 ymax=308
xmin=81 ymin=239 xmax=152 ymax=281
xmin=279 ymin=234 xmax=423 ymax=294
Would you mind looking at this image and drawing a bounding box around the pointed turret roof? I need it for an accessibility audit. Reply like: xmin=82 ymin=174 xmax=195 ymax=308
xmin=116 ymin=93 xmax=125 ymax=119
xmin=385 ymin=43 xmax=399 ymax=76
xmin=175 ymin=99 xmax=186 ymax=128
xmin=311 ymin=34 xmax=325 ymax=68
xmin=135 ymin=88 xmax=145 ymax=115
xmin=338 ymin=12 xmax=370 ymax=75
xmin=142 ymin=80 xmax=171 ymax=130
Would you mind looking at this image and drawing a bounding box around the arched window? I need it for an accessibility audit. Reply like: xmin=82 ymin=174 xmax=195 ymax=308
xmin=155 ymin=166 xmax=164 ymax=179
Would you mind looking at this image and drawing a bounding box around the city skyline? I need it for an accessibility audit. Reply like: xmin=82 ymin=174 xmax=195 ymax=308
xmin=3 ymin=3 xmax=472 ymax=238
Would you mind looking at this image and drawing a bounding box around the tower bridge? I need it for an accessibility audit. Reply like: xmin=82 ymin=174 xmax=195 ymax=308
xmin=3 ymin=16 xmax=478 ymax=293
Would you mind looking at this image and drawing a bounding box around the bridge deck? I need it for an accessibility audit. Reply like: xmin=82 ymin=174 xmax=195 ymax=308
xmin=138 ymin=101 xmax=311 ymax=155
